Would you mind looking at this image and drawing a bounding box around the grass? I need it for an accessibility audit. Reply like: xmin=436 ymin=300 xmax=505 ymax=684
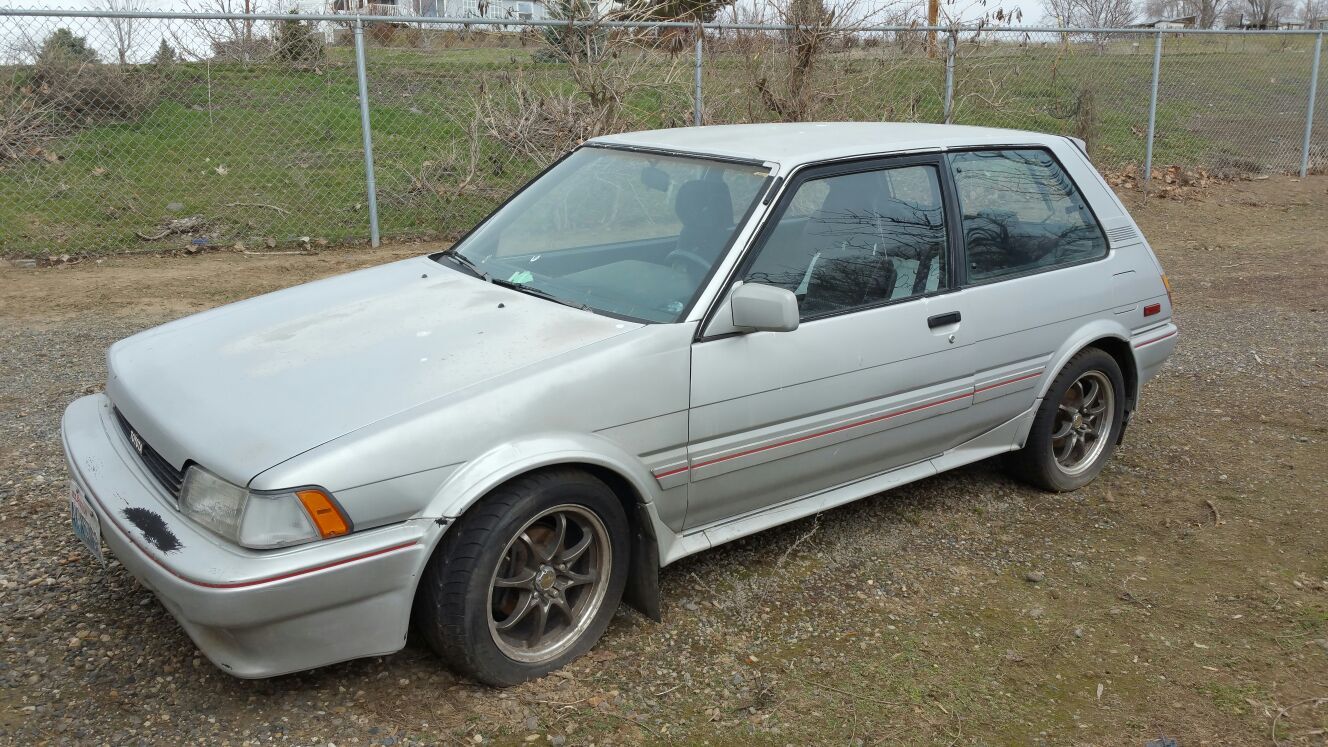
xmin=1 ymin=33 xmax=1322 ymax=256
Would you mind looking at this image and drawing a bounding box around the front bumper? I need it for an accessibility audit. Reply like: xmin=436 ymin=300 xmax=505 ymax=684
xmin=61 ymin=394 xmax=434 ymax=678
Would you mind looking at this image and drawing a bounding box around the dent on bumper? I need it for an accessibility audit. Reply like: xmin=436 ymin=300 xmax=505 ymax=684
xmin=61 ymin=394 xmax=436 ymax=678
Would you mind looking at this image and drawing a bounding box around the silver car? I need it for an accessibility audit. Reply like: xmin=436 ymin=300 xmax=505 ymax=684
xmin=62 ymin=123 xmax=1177 ymax=685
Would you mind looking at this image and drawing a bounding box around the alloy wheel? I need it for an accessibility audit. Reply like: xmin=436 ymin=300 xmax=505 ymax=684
xmin=1051 ymin=370 xmax=1115 ymax=476
xmin=486 ymin=505 xmax=612 ymax=663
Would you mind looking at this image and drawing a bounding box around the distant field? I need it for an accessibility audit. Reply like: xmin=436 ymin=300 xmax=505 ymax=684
xmin=1 ymin=32 xmax=1322 ymax=257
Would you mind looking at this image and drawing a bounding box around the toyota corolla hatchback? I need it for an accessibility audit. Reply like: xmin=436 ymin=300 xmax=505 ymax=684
xmin=62 ymin=123 xmax=1177 ymax=685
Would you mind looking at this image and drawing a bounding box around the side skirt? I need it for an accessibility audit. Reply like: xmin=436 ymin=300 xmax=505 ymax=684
xmin=660 ymin=405 xmax=1038 ymax=567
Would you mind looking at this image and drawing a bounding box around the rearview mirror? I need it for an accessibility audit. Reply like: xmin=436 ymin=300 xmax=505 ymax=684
xmin=641 ymin=165 xmax=670 ymax=192
xmin=730 ymin=283 xmax=800 ymax=333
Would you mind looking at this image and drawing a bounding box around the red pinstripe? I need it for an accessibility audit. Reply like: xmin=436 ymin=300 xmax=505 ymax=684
xmin=1134 ymin=329 xmax=1177 ymax=348
xmin=652 ymin=370 xmax=1043 ymax=480
xmin=82 ymin=486 xmax=417 ymax=589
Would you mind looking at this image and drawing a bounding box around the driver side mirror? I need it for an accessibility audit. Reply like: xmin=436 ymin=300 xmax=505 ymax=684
xmin=730 ymin=283 xmax=800 ymax=333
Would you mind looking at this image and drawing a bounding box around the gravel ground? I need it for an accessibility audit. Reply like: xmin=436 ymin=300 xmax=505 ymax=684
xmin=1 ymin=176 xmax=1326 ymax=745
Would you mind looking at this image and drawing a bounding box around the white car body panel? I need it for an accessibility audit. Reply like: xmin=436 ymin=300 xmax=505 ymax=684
xmin=61 ymin=123 xmax=1177 ymax=678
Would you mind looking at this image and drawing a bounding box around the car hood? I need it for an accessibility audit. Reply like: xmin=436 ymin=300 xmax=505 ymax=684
xmin=106 ymin=256 xmax=640 ymax=485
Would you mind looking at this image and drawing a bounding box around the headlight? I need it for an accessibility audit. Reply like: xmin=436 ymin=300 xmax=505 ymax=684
xmin=179 ymin=466 xmax=351 ymax=549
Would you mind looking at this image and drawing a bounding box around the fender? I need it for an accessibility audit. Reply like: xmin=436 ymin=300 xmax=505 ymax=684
xmin=422 ymin=432 xmax=665 ymax=518
xmin=1017 ymin=318 xmax=1137 ymax=447
xmin=413 ymin=432 xmax=681 ymax=621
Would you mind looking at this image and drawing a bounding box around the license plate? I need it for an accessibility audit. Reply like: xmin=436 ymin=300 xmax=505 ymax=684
xmin=68 ymin=482 xmax=104 ymax=565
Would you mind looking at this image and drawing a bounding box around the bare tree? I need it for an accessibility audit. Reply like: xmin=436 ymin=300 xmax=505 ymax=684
xmin=98 ymin=0 xmax=147 ymax=65
xmin=723 ymin=0 xmax=910 ymax=122
xmin=1142 ymin=0 xmax=1225 ymax=26
xmin=1235 ymin=0 xmax=1293 ymax=26
xmin=475 ymin=2 xmax=688 ymax=163
xmin=1041 ymin=0 xmax=1136 ymax=27
xmin=170 ymin=0 xmax=272 ymax=61
xmin=1301 ymin=0 xmax=1326 ymax=22
xmin=1193 ymin=0 xmax=1226 ymax=26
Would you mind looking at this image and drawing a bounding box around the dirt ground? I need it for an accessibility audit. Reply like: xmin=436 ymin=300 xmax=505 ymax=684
xmin=1 ymin=176 xmax=1326 ymax=745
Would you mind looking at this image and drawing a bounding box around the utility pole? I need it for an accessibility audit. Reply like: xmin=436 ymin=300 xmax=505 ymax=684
xmin=243 ymin=0 xmax=253 ymax=57
xmin=927 ymin=0 xmax=939 ymax=58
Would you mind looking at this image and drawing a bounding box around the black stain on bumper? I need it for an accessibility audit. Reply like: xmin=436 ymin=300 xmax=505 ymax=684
xmin=122 ymin=507 xmax=182 ymax=553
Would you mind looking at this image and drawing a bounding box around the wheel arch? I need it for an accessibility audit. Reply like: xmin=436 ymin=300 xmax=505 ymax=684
xmin=1083 ymin=335 xmax=1139 ymax=414
xmin=411 ymin=437 xmax=670 ymax=623
xmin=1037 ymin=323 xmax=1138 ymax=405
xmin=1023 ymin=323 xmax=1139 ymax=449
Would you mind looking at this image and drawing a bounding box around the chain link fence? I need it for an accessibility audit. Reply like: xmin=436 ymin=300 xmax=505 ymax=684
xmin=1 ymin=9 xmax=1324 ymax=256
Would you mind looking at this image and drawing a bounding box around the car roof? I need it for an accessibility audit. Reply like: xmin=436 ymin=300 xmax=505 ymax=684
xmin=589 ymin=122 xmax=1065 ymax=166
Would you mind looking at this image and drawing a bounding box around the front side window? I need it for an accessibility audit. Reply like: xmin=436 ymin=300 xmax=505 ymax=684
xmin=441 ymin=147 xmax=770 ymax=323
xmin=743 ymin=164 xmax=949 ymax=320
xmin=949 ymin=149 xmax=1107 ymax=283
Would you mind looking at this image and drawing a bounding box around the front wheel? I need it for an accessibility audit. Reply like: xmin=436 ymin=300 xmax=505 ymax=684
xmin=1009 ymin=348 xmax=1126 ymax=492
xmin=414 ymin=468 xmax=629 ymax=686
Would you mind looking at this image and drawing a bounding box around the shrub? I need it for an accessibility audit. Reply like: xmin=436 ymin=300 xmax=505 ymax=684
xmin=274 ymin=10 xmax=325 ymax=67
xmin=0 ymin=92 xmax=58 ymax=163
xmin=37 ymin=28 xmax=99 ymax=66
xmin=23 ymin=28 xmax=151 ymax=121
xmin=540 ymin=0 xmax=607 ymax=62
xmin=151 ymin=38 xmax=177 ymax=67
xmin=366 ymin=21 xmax=400 ymax=46
xmin=210 ymin=37 xmax=274 ymax=62
xmin=29 ymin=63 xmax=153 ymax=120
xmin=1074 ymin=86 xmax=1097 ymax=155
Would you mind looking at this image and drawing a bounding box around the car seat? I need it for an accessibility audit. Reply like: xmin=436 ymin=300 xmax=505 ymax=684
xmin=667 ymin=178 xmax=734 ymax=281
xmin=801 ymin=176 xmax=897 ymax=315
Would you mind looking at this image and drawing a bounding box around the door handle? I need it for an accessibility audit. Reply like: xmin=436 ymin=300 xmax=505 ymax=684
xmin=927 ymin=311 xmax=961 ymax=329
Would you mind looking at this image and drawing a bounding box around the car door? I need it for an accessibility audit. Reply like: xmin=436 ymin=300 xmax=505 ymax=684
xmin=680 ymin=156 xmax=978 ymax=530
xmin=943 ymin=147 xmax=1114 ymax=437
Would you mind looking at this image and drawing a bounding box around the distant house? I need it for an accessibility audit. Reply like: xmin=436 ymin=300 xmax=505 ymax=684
xmin=329 ymin=0 xmax=624 ymax=21
xmin=1313 ymin=16 xmax=1328 ymax=29
xmin=1130 ymin=15 xmax=1198 ymax=29
xmin=328 ymin=0 xmax=550 ymax=22
xmin=1225 ymin=14 xmax=1304 ymax=29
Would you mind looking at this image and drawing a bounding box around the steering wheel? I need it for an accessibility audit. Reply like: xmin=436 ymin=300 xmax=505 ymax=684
xmin=665 ymin=248 xmax=712 ymax=282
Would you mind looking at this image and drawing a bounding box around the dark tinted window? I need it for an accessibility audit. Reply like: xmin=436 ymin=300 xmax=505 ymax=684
xmin=744 ymin=165 xmax=948 ymax=320
xmin=950 ymin=149 xmax=1106 ymax=282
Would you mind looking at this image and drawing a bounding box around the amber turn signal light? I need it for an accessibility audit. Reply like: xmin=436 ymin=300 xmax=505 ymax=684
xmin=296 ymin=489 xmax=351 ymax=538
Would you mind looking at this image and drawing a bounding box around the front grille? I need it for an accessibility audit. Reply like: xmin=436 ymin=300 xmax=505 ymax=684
xmin=113 ymin=408 xmax=186 ymax=499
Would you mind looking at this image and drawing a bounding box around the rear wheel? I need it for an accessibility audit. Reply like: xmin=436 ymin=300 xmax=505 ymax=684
xmin=1009 ymin=348 xmax=1126 ymax=492
xmin=415 ymin=468 xmax=629 ymax=686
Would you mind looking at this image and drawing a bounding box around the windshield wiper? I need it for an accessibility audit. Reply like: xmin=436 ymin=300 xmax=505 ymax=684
xmin=440 ymin=250 xmax=489 ymax=281
xmin=491 ymin=277 xmax=591 ymax=312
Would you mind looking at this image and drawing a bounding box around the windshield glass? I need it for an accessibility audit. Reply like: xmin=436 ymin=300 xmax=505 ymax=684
xmin=439 ymin=147 xmax=771 ymax=323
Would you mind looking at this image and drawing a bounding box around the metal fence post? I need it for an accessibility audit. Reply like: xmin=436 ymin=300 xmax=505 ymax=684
xmin=943 ymin=31 xmax=955 ymax=124
xmin=1300 ymin=32 xmax=1323 ymax=178
xmin=1143 ymin=31 xmax=1162 ymax=197
xmin=353 ymin=17 xmax=381 ymax=248
xmin=693 ymin=25 xmax=703 ymax=127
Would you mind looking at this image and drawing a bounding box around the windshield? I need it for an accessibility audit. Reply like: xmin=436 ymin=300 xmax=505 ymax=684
xmin=438 ymin=146 xmax=771 ymax=323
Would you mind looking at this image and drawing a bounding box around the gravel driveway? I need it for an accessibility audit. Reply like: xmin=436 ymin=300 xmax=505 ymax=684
xmin=2 ymin=176 xmax=1325 ymax=745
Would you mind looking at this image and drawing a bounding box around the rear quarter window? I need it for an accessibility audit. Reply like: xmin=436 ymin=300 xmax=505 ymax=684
xmin=949 ymin=149 xmax=1107 ymax=283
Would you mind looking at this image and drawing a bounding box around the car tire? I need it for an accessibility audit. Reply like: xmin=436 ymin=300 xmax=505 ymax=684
xmin=414 ymin=467 xmax=630 ymax=687
xmin=1008 ymin=348 xmax=1126 ymax=492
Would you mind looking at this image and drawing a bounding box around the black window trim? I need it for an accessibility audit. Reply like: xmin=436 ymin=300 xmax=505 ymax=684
xmin=945 ymin=145 xmax=1112 ymax=289
xmin=696 ymin=151 xmax=961 ymax=342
